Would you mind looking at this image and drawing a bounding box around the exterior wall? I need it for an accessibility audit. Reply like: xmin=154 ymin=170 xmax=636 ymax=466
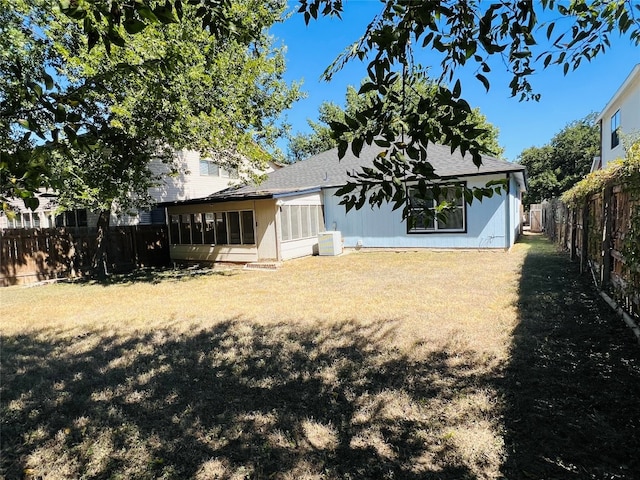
xmin=276 ymin=192 xmax=324 ymax=261
xmin=508 ymin=174 xmax=523 ymax=248
xmin=323 ymin=174 xmax=515 ymax=249
xmin=166 ymin=198 xmax=277 ymax=263
xmin=165 ymin=191 xmax=323 ymax=263
xmin=112 ymin=150 xmax=249 ymax=226
xmin=598 ymin=65 xmax=640 ymax=170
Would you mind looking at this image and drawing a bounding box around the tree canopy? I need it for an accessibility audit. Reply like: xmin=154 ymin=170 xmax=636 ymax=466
xmin=517 ymin=113 xmax=599 ymax=206
xmin=1 ymin=0 xmax=300 ymax=214
xmin=2 ymin=0 xmax=639 ymax=218
xmin=288 ymin=81 xmax=504 ymax=163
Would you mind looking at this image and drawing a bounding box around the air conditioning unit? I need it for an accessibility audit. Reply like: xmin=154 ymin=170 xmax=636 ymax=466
xmin=318 ymin=231 xmax=342 ymax=256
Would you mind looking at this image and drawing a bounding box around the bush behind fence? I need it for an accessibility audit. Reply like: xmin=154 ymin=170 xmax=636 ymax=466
xmin=0 ymin=225 xmax=170 ymax=286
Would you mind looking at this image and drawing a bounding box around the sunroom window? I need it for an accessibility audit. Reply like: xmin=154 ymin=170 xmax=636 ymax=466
xmin=169 ymin=210 xmax=255 ymax=246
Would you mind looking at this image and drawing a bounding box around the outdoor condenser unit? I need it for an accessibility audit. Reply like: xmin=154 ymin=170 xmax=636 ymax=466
xmin=318 ymin=231 xmax=342 ymax=256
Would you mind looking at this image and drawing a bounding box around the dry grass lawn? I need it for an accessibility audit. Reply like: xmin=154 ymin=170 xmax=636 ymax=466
xmin=2 ymin=235 xmax=639 ymax=479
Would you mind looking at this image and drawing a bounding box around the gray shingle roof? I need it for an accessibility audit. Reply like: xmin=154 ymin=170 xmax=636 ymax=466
xmin=171 ymin=142 xmax=525 ymax=204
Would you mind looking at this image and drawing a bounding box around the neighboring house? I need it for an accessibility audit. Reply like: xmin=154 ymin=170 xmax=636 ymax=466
xmin=163 ymin=142 xmax=527 ymax=264
xmin=0 ymin=150 xmax=279 ymax=229
xmin=591 ymin=63 xmax=640 ymax=172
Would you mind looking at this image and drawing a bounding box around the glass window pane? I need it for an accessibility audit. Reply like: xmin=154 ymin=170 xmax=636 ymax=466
xmin=199 ymin=160 xmax=209 ymax=175
xmin=170 ymin=215 xmax=180 ymax=244
xmin=291 ymin=205 xmax=301 ymax=239
xmin=180 ymin=214 xmax=192 ymax=244
xmin=65 ymin=210 xmax=76 ymax=227
xmin=77 ymin=209 xmax=88 ymax=227
xmin=192 ymin=213 xmax=204 ymax=244
xmin=23 ymin=214 xmax=32 ymax=229
xmin=228 ymin=211 xmax=241 ymax=244
xmin=215 ymin=212 xmax=227 ymax=244
xmin=280 ymin=206 xmax=290 ymax=241
xmin=33 ymin=214 xmax=41 ymax=228
xmin=204 ymin=212 xmax=215 ymax=244
xmin=440 ymin=208 xmax=464 ymax=230
xmin=311 ymin=206 xmax=318 ymax=236
xmin=300 ymin=206 xmax=310 ymax=238
xmin=241 ymin=211 xmax=255 ymax=244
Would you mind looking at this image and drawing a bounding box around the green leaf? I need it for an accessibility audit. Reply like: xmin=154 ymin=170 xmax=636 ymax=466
xmin=43 ymin=73 xmax=54 ymax=90
xmin=124 ymin=19 xmax=147 ymax=34
xmin=24 ymin=196 xmax=40 ymax=211
xmin=476 ymin=73 xmax=490 ymax=92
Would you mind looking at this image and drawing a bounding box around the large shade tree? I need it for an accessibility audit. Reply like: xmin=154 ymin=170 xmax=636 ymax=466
xmin=2 ymin=0 xmax=639 ymax=219
xmin=517 ymin=113 xmax=599 ymax=205
xmin=288 ymin=81 xmax=504 ymax=163
xmin=1 ymin=0 xmax=301 ymax=275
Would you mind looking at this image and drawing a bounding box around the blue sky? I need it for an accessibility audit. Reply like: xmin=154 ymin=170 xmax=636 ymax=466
xmin=270 ymin=1 xmax=639 ymax=161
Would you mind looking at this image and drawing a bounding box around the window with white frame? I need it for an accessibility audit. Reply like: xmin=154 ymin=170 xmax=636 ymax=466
xmin=169 ymin=210 xmax=255 ymax=245
xmin=199 ymin=159 xmax=239 ymax=179
xmin=199 ymin=159 xmax=220 ymax=176
xmin=279 ymin=204 xmax=324 ymax=242
xmin=407 ymin=184 xmax=466 ymax=233
xmin=611 ymin=109 xmax=620 ymax=149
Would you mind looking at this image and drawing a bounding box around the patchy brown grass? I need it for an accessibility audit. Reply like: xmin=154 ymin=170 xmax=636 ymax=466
xmin=2 ymin=235 xmax=639 ymax=479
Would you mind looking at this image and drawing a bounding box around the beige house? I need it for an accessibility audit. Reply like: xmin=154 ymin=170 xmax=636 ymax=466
xmin=0 ymin=150 xmax=279 ymax=230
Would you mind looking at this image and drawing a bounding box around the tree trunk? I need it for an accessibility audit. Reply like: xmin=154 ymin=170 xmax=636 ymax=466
xmin=92 ymin=210 xmax=111 ymax=279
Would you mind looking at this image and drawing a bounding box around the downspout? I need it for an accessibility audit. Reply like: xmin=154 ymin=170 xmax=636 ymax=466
xmin=505 ymin=173 xmax=511 ymax=249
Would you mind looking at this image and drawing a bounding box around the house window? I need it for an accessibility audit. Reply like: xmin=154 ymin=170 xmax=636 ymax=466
xmin=192 ymin=213 xmax=204 ymax=244
xmin=199 ymin=159 xmax=220 ymax=176
xmin=241 ymin=210 xmax=255 ymax=244
xmin=179 ymin=214 xmax=192 ymax=244
xmin=279 ymin=204 xmax=325 ymax=242
xmin=203 ymin=212 xmax=215 ymax=244
xmin=407 ymin=184 xmax=466 ymax=234
xmin=170 ymin=215 xmax=180 ymax=244
xmin=169 ymin=209 xmax=256 ymax=246
xmin=611 ymin=109 xmax=620 ymax=148
xmin=55 ymin=209 xmax=88 ymax=228
xmin=219 ymin=167 xmax=239 ymax=179
xmin=215 ymin=212 xmax=228 ymax=244
xmin=228 ymin=211 xmax=242 ymax=245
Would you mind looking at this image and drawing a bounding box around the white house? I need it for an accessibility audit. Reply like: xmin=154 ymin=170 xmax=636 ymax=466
xmin=163 ymin=142 xmax=527 ymax=264
xmin=592 ymin=63 xmax=640 ymax=172
xmin=0 ymin=150 xmax=279 ymax=229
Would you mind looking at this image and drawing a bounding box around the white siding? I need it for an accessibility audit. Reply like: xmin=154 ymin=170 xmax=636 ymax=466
xmin=597 ymin=65 xmax=640 ymax=170
xmin=323 ymin=174 xmax=515 ymax=249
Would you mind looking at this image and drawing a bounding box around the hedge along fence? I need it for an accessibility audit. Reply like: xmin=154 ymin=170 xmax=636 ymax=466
xmin=0 ymin=225 xmax=170 ymax=287
xmin=546 ymin=143 xmax=640 ymax=320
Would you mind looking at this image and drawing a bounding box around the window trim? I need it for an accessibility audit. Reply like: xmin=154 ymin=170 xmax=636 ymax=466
xmin=611 ymin=109 xmax=620 ymax=149
xmin=406 ymin=183 xmax=467 ymax=235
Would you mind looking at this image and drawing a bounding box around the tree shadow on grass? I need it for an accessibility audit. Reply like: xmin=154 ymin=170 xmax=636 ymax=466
xmin=2 ymin=319 xmax=500 ymax=479
xmin=501 ymin=233 xmax=640 ymax=479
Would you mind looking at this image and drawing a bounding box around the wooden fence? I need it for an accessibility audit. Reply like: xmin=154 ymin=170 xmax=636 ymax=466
xmin=0 ymin=225 xmax=170 ymax=286
xmin=541 ymin=185 xmax=639 ymax=320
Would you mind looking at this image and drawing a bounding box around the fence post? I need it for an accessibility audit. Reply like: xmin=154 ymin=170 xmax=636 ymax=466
xmin=601 ymin=186 xmax=613 ymax=288
xmin=580 ymin=203 xmax=589 ymax=274
xmin=570 ymin=208 xmax=577 ymax=261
